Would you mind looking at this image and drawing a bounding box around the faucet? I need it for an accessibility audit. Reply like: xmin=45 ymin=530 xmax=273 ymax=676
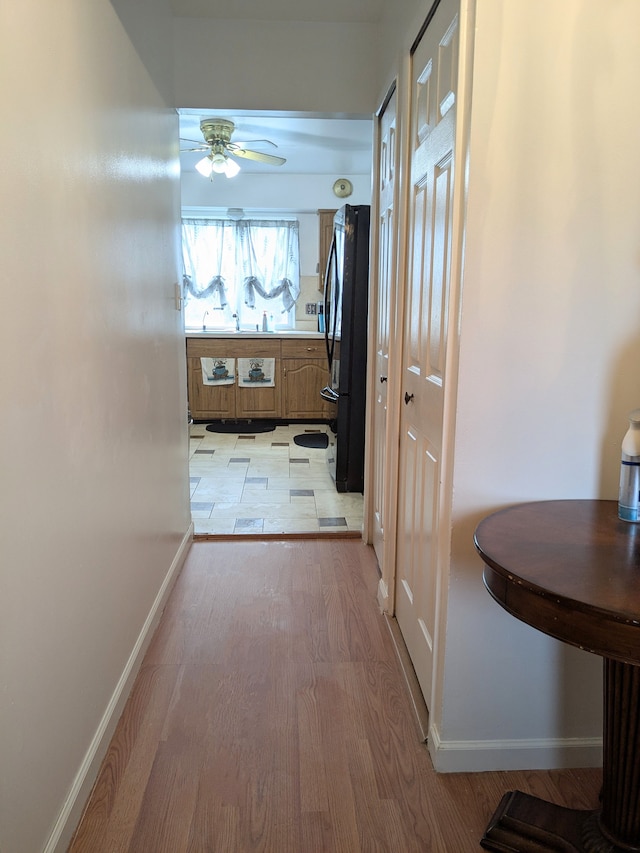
xmin=202 ymin=310 xmax=210 ymax=330
xmin=232 ymin=312 xmax=240 ymax=331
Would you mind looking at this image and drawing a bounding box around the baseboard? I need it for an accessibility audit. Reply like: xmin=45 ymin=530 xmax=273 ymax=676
xmin=384 ymin=615 xmax=430 ymax=743
xmin=45 ymin=523 xmax=194 ymax=853
xmin=427 ymin=722 xmax=602 ymax=773
xmin=193 ymin=530 xmax=362 ymax=541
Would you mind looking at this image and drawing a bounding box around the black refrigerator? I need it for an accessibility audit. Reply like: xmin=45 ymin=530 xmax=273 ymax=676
xmin=320 ymin=204 xmax=370 ymax=493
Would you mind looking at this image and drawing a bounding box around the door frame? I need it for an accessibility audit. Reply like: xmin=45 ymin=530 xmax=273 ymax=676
xmin=363 ymin=79 xmax=407 ymax=609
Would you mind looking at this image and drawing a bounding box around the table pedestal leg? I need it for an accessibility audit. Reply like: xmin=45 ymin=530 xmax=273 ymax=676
xmin=480 ymin=658 xmax=640 ymax=852
xmin=598 ymin=659 xmax=640 ymax=850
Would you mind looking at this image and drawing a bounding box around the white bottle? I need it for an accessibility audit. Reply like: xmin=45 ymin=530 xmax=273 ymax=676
xmin=618 ymin=408 xmax=640 ymax=522
xmin=262 ymin=311 xmax=268 ymax=332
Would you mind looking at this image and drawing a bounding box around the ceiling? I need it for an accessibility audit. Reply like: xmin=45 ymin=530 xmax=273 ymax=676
xmin=169 ymin=0 xmax=386 ymax=24
xmin=174 ymin=1 xmax=377 ymax=179
xmin=178 ymin=110 xmax=374 ymax=177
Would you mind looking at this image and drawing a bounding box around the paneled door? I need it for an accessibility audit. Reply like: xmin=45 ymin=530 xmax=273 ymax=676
xmin=395 ymin=0 xmax=459 ymax=709
xmin=371 ymin=86 xmax=398 ymax=569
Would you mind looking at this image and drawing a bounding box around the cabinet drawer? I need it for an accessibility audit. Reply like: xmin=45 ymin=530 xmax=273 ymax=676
xmin=186 ymin=338 xmax=281 ymax=359
xmin=281 ymin=339 xmax=326 ymax=358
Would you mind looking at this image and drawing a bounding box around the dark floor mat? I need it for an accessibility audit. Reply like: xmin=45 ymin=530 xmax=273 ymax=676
xmin=293 ymin=433 xmax=329 ymax=449
xmin=206 ymin=421 xmax=276 ymax=434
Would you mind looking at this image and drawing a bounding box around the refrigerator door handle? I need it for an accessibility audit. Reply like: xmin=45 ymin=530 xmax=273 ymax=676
xmin=320 ymin=384 xmax=339 ymax=403
xmin=324 ymin=232 xmax=337 ymax=373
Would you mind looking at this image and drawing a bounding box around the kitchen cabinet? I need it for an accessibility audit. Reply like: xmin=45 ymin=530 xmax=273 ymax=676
xmin=186 ymin=336 xmax=333 ymax=422
xmin=281 ymin=339 xmax=334 ymax=420
xmin=317 ymin=208 xmax=337 ymax=293
xmin=188 ymin=367 xmax=236 ymax=420
xmin=186 ymin=337 xmax=281 ymax=420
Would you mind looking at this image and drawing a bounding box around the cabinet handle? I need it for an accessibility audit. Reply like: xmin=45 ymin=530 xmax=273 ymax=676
xmin=404 ymin=392 xmax=414 ymax=405
xmin=380 ymin=375 xmax=388 ymax=383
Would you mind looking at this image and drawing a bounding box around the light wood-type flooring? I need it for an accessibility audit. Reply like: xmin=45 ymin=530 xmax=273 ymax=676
xmin=68 ymin=539 xmax=601 ymax=852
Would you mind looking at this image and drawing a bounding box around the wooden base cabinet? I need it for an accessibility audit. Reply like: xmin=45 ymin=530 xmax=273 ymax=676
xmin=235 ymin=380 xmax=281 ymax=420
xmin=186 ymin=336 xmax=333 ymax=422
xmin=188 ymin=370 xmax=236 ymax=420
xmin=281 ymin=339 xmax=334 ymax=420
xmin=187 ymin=337 xmax=281 ymax=421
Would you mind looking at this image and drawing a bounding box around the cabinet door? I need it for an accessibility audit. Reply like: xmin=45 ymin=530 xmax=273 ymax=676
xmin=235 ymin=361 xmax=282 ymax=419
xmin=187 ymin=357 xmax=235 ymax=419
xmin=283 ymin=359 xmax=333 ymax=419
xmin=318 ymin=209 xmax=337 ymax=293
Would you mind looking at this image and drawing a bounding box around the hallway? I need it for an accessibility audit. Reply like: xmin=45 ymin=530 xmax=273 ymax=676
xmin=68 ymin=539 xmax=601 ymax=852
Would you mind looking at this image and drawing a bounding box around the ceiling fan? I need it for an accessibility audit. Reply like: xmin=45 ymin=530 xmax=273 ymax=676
xmin=180 ymin=117 xmax=286 ymax=179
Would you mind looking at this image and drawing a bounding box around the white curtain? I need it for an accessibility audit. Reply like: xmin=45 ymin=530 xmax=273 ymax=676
xmin=182 ymin=218 xmax=300 ymax=317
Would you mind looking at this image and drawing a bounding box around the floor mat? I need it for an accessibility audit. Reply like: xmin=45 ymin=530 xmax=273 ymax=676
xmin=206 ymin=421 xmax=276 ymax=434
xmin=293 ymin=433 xmax=329 ymax=449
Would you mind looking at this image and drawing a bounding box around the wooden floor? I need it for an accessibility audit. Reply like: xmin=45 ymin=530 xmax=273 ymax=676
xmin=68 ymin=539 xmax=601 ymax=852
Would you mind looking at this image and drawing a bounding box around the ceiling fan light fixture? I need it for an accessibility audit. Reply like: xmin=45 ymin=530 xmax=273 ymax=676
xmin=223 ymin=157 xmax=240 ymax=178
xmin=195 ymin=155 xmax=214 ymax=178
xmin=182 ymin=116 xmax=284 ymax=179
xmin=194 ymin=152 xmax=240 ymax=180
xmin=210 ymin=152 xmax=227 ymax=173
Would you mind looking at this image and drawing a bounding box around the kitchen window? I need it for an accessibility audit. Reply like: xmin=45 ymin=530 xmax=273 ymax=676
xmin=182 ymin=217 xmax=300 ymax=331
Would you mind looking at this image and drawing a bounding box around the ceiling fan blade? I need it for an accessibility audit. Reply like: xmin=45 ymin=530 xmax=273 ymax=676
xmin=180 ymin=137 xmax=207 ymax=146
xmin=232 ymin=148 xmax=286 ymax=166
xmin=230 ymin=138 xmax=278 ymax=149
xmin=180 ymin=146 xmax=209 ymax=153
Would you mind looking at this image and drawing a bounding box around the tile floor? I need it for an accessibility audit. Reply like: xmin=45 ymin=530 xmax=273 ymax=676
xmin=189 ymin=422 xmax=364 ymax=535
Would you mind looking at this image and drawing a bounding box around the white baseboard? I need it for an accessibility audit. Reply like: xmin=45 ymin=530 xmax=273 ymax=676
xmin=427 ymin=721 xmax=602 ymax=773
xmin=45 ymin=523 xmax=194 ymax=853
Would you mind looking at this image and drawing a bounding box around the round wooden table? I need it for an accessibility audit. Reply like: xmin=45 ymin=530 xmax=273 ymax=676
xmin=474 ymin=500 xmax=640 ymax=853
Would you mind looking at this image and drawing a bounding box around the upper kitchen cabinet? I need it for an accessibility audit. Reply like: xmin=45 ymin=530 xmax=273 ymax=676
xmin=317 ymin=209 xmax=337 ymax=293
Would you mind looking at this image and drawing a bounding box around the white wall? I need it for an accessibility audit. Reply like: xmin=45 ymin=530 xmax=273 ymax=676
xmin=180 ymin=170 xmax=372 ymax=214
xmin=111 ymin=0 xmax=175 ymax=103
xmin=435 ymin=0 xmax=640 ymax=769
xmin=0 ymin=2 xmax=190 ymax=851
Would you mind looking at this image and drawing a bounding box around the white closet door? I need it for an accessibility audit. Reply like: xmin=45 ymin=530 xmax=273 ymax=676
xmin=395 ymin=0 xmax=460 ymax=709
xmin=371 ymin=87 xmax=398 ymax=570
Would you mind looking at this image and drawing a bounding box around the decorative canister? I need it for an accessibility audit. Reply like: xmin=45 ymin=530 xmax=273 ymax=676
xmin=618 ymin=408 xmax=640 ymax=522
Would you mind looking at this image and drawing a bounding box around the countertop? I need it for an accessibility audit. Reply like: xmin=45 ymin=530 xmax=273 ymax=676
xmin=185 ymin=330 xmax=324 ymax=339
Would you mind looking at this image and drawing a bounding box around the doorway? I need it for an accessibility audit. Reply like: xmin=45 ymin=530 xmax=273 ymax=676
xmin=179 ymin=110 xmax=373 ymax=537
